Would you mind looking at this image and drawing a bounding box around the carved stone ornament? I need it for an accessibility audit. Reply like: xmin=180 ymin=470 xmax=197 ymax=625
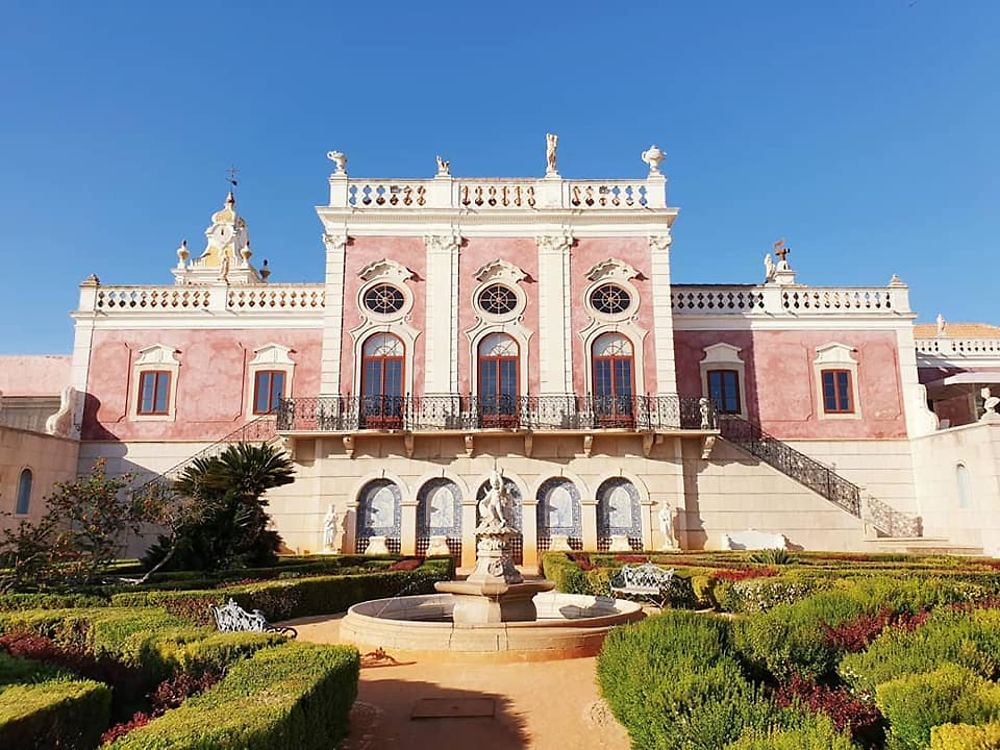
xmin=435 ymin=155 xmax=450 ymax=176
xmin=585 ymin=258 xmax=640 ymax=282
xmin=357 ymin=258 xmax=414 ymax=284
xmin=473 ymin=258 xmax=527 ymax=285
xmin=649 ymin=234 xmax=672 ymax=252
xmin=641 ymin=144 xmax=666 ymax=175
xmin=535 ymin=229 xmax=574 ymax=254
xmin=322 ymin=232 xmax=349 ymax=252
xmin=424 ymin=231 xmax=462 ymax=253
xmin=327 ymin=150 xmax=347 ymax=175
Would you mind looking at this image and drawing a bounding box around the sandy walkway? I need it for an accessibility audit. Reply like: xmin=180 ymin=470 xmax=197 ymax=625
xmin=290 ymin=615 xmax=630 ymax=750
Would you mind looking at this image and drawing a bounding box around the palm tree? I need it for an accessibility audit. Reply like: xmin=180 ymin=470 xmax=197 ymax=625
xmin=141 ymin=442 xmax=295 ymax=575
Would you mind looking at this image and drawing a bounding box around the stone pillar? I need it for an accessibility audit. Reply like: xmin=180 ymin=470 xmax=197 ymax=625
xmin=649 ymin=233 xmax=678 ymax=395
xmin=639 ymin=498 xmax=654 ymax=551
xmin=521 ymin=500 xmax=539 ymax=569
xmin=400 ymin=498 xmax=418 ymax=556
xmin=537 ymin=231 xmax=574 ymax=394
xmin=319 ymin=232 xmax=348 ymax=394
xmin=424 ymin=231 xmax=462 ymax=394
xmin=69 ymin=276 xmax=100 ymax=439
xmin=581 ymin=500 xmax=599 ymax=551
xmin=461 ymin=502 xmax=478 ymax=569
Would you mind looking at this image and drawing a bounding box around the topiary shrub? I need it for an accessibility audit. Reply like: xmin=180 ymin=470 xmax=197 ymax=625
xmin=930 ymin=720 xmax=1000 ymax=749
xmin=106 ymin=642 xmax=360 ymax=750
xmin=839 ymin=608 xmax=1000 ymax=694
xmin=541 ymin=552 xmax=591 ymax=594
xmin=724 ymin=713 xmax=857 ymax=750
xmin=715 ymin=574 xmax=825 ymax=615
xmin=598 ymin=611 xmax=779 ymax=749
xmin=876 ymin=664 xmax=1000 ymax=750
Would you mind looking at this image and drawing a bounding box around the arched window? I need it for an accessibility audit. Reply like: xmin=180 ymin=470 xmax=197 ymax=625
xmin=956 ymin=463 xmax=973 ymax=509
xmin=356 ymin=479 xmax=402 ymax=554
xmin=15 ymin=469 xmax=32 ymax=515
xmin=592 ymin=333 xmax=634 ymax=427
xmin=596 ymin=478 xmax=642 ymax=551
xmin=361 ymin=333 xmax=404 ymax=428
xmin=478 ymin=333 xmax=520 ymax=427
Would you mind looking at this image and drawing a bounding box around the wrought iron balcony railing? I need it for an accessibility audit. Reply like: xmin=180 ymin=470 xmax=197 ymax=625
xmin=276 ymin=394 xmax=715 ymax=433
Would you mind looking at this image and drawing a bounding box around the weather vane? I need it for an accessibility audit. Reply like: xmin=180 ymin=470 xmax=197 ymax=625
xmin=226 ymin=165 xmax=239 ymax=189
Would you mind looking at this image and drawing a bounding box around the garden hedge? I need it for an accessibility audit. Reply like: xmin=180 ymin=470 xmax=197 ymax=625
xmin=0 ymin=652 xmax=111 ymax=750
xmin=106 ymin=642 xmax=360 ymax=750
xmin=110 ymin=559 xmax=454 ymax=625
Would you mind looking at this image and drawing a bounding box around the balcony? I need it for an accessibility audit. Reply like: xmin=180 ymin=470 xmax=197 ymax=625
xmin=276 ymin=394 xmax=715 ymax=434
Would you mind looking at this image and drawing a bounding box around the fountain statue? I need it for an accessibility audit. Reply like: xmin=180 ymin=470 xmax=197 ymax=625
xmin=434 ymin=468 xmax=555 ymax=623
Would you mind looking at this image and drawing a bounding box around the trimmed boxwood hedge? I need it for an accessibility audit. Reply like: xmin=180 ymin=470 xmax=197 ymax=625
xmin=0 ymin=652 xmax=111 ymax=750
xmin=106 ymin=642 xmax=360 ymax=750
xmin=110 ymin=559 xmax=454 ymax=625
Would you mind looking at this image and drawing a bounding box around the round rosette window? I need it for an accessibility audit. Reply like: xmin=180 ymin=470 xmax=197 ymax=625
xmin=363 ymin=283 xmax=405 ymax=315
xmin=589 ymin=283 xmax=632 ymax=315
xmin=477 ymin=284 xmax=518 ymax=316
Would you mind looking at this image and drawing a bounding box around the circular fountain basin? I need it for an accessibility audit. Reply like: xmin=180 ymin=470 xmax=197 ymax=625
xmin=340 ymin=591 xmax=644 ymax=660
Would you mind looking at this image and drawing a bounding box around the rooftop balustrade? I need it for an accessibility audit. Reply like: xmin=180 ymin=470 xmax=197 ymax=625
xmin=276 ymin=394 xmax=714 ymax=434
xmin=915 ymin=337 xmax=1000 ymax=358
xmin=77 ymin=283 xmax=327 ymax=314
xmin=671 ymin=282 xmax=912 ymax=317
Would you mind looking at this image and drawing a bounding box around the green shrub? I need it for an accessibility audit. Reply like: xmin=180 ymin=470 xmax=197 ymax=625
xmin=734 ymin=588 xmax=871 ymax=678
xmin=598 ymin=611 xmax=778 ymax=749
xmin=107 ymin=642 xmax=360 ymax=750
xmin=748 ymin=548 xmax=797 ymax=566
xmin=716 ymin=574 xmax=826 ymax=614
xmin=930 ymin=720 xmax=1000 ymax=749
xmin=111 ymin=561 xmax=452 ymax=625
xmin=725 ymin=713 xmax=857 ymax=750
xmin=0 ymin=676 xmax=111 ymax=750
xmin=0 ymin=592 xmax=111 ymax=611
xmin=839 ymin=609 xmax=1000 ymax=694
xmin=876 ymin=664 xmax=1000 ymax=750
xmin=541 ymin=553 xmax=590 ymax=594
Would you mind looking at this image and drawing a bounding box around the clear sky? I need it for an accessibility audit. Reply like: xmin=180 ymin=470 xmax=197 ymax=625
xmin=1 ymin=1 xmax=997 ymax=354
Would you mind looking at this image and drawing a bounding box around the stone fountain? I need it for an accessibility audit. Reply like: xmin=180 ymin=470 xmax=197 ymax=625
xmin=337 ymin=468 xmax=643 ymax=658
xmin=433 ymin=469 xmax=554 ymax=623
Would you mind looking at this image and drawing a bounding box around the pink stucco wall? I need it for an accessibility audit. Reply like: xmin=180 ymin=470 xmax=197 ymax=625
xmin=340 ymin=237 xmax=427 ymax=395
xmin=570 ymin=238 xmax=658 ymax=395
xmin=674 ymin=329 xmax=906 ymax=439
xmin=0 ymin=355 xmax=71 ymax=397
xmin=82 ymin=329 xmax=322 ymax=441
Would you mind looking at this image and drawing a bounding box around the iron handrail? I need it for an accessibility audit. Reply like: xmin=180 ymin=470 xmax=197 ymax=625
xmin=276 ymin=394 xmax=715 ymax=433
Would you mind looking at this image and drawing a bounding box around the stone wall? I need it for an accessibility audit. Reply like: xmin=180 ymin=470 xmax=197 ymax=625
xmin=0 ymin=426 xmax=79 ymax=529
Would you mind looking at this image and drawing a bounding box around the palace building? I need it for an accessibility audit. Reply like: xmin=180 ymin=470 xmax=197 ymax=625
xmin=3 ymin=139 xmax=999 ymax=565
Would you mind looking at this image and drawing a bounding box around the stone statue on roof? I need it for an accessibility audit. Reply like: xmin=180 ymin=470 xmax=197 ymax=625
xmin=545 ymin=133 xmax=559 ymax=176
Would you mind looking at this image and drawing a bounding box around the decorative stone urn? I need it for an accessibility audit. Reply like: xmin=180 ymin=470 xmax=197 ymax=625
xmin=608 ymin=534 xmax=632 ymax=552
xmin=548 ymin=533 xmax=572 ymax=551
xmin=435 ymin=469 xmax=554 ymax=624
xmin=425 ymin=535 xmax=451 ymax=557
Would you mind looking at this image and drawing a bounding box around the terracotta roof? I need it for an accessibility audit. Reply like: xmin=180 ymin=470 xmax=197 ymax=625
xmin=914 ymin=322 xmax=1000 ymax=339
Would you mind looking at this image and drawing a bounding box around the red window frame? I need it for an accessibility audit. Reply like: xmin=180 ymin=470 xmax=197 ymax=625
xmin=137 ymin=370 xmax=171 ymax=416
xmin=361 ymin=334 xmax=405 ymax=429
xmin=821 ymin=369 xmax=854 ymax=413
xmin=478 ymin=336 xmax=520 ymax=428
xmin=253 ymin=370 xmax=286 ymax=415
xmin=591 ymin=336 xmax=635 ymax=427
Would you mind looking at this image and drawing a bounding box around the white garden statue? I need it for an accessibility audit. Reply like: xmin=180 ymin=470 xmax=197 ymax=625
xmin=658 ymin=503 xmax=679 ymax=550
xmin=321 ymin=504 xmax=348 ymax=554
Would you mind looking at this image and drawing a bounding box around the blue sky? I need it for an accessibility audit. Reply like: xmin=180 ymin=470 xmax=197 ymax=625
xmin=1 ymin=1 xmax=997 ymax=354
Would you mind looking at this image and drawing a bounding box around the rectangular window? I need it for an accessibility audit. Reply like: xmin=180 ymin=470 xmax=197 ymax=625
xmin=821 ymin=370 xmax=853 ymax=413
xmin=707 ymin=369 xmax=741 ymax=414
xmin=138 ymin=371 xmax=171 ymax=415
xmin=253 ymin=370 xmax=286 ymax=414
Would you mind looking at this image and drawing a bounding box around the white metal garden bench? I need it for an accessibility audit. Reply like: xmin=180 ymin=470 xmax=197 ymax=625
xmin=212 ymin=598 xmax=297 ymax=638
xmin=609 ymin=563 xmax=675 ymax=608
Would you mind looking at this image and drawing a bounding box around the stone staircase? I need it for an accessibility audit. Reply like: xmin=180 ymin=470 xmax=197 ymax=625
xmin=717 ymin=414 xmax=923 ymax=539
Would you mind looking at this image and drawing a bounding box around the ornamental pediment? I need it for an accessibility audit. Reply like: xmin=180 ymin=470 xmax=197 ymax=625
xmin=585 ymin=258 xmax=639 ymax=282
xmin=473 ymin=259 xmax=527 ymax=285
xmin=357 ymin=258 xmax=414 ymax=283
xmin=135 ymin=344 xmax=181 ymax=366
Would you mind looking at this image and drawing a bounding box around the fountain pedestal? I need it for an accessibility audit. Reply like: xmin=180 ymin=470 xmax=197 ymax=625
xmin=435 ymin=531 xmax=554 ymax=623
